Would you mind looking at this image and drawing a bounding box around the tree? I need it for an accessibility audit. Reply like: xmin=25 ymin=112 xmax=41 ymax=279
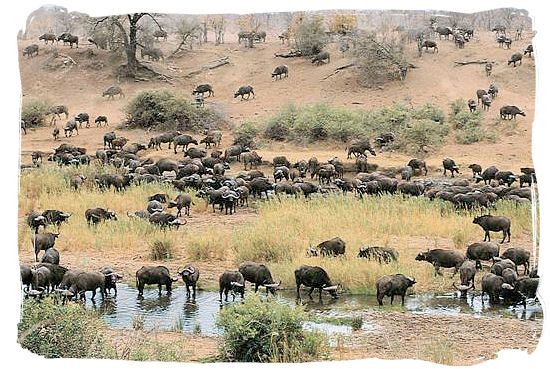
xmin=352 ymin=31 xmax=408 ymax=86
xmin=172 ymin=19 xmax=201 ymax=54
xmin=237 ymin=14 xmax=262 ymax=48
xmin=210 ymin=16 xmax=226 ymax=45
xmin=293 ymin=14 xmax=328 ymax=56
xmin=328 ymin=13 xmax=357 ymax=35
xmin=92 ymin=13 xmax=165 ymax=78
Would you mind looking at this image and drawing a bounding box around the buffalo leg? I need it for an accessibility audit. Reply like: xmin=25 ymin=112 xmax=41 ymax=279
xmin=158 ymin=284 xmax=162 ymax=295
xmin=390 ymin=295 xmax=394 ymax=305
xmin=219 ymin=289 xmax=223 ymax=302
xmin=401 ymin=294 xmax=406 ymax=306
xmin=485 ymin=231 xmax=490 ymax=242
xmin=296 ymin=284 xmax=301 ymax=299
xmin=307 ymin=287 xmax=315 ymax=299
xmin=501 ymin=230 xmax=506 ymax=244
xmin=319 ymin=288 xmax=323 ymax=302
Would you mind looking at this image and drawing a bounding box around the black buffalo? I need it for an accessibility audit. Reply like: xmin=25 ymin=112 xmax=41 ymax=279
xmin=219 ymin=271 xmax=245 ymax=301
xmin=295 ymin=265 xmax=338 ymax=301
xmin=376 ymin=274 xmax=416 ymax=306
xmin=466 ymin=242 xmax=500 ymax=270
xmin=473 ymin=215 xmax=511 ymax=243
xmin=238 ymin=261 xmax=280 ymax=295
xmin=178 ymin=264 xmax=200 ymax=298
xmin=135 ymin=266 xmax=178 ymax=296
xmin=415 ymin=249 xmax=465 ymax=276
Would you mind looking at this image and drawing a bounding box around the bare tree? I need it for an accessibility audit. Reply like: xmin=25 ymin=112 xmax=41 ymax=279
xmin=210 ymin=16 xmax=226 ymax=45
xmin=92 ymin=13 xmax=165 ymax=78
xmin=172 ymin=19 xmax=201 ymax=54
xmin=352 ymin=31 xmax=408 ymax=86
xmin=237 ymin=14 xmax=262 ymax=48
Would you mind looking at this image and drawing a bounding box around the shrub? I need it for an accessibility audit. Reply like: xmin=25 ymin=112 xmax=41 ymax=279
xmin=256 ymin=102 xmax=450 ymax=148
xmin=18 ymin=298 xmax=110 ymax=358
xmin=397 ymin=119 xmax=450 ymax=155
xmin=21 ymin=100 xmax=50 ymax=126
xmin=413 ymin=103 xmax=445 ymax=123
xmin=293 ymin=14 xmax=329 ymax=56
xmin=217 ymin=294 xmax=326 ymax=362
xmin=149 ymin=239 xmax=173 ymax=260
xmin=350 ymin=316 xmax=363 ymax=331
xmin=450 ymin=110 xmax=494 ymax=145
xmin=352 ymin=32 xmax=408 ymax=87
xmin=125 ymin=90 xmax=223 ymax=132
xmin=233 ymin=121 xmax=260 ymax=148
xmin=448 ymin=98 xmax=466 ymax=118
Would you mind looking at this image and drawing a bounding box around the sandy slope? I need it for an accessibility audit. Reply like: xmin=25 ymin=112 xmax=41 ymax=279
xmin=19 ymin=30 xmax=535 ymax=172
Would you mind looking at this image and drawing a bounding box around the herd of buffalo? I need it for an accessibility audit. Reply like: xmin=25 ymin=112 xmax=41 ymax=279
xmin=19 ymin=25 xmax=539 ymax=318
xmin=21 ymin=130 xmax=539 ymax=308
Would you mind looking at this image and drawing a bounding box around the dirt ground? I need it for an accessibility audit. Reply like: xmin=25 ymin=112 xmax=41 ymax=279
xmin=335 ymin=309 xmax=542 ymax=365
xmin=19 ymin=29 xmax=535 ymax=172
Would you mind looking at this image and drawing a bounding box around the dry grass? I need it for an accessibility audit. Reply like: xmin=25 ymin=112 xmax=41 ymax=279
xmin=19 ymin=167 xmax=533 ymax=294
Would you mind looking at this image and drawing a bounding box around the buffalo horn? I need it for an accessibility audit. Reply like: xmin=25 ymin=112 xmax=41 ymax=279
xmin=322 ymin=285 xmax=338 ymax=291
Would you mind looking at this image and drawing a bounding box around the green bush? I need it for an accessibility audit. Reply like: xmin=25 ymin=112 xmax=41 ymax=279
xmin=412 ymin=103 xmax=445 ymax=123
xmin=449 ymin=109 xmax=495 ymax=145
xmin=256 ymin=102 xmax=449 ymax=148
xmin=21 ymin=100 xmax=50 ymax=126
xmin=233 ymin=121 xmax=261 ymax=148
xmin=217 ymin=295 xmax=326 ymax=362
xmin=294 ymin=14 xmax=329 ymax=56
xmin=18 ymin=298 xmax=111 ymax=358
xmin=448 ymin=98 xmax=467 ymax=118
xmin=125 ymin=90 xmax=223 ymax=132
xmin=395 ymin=119 xmax=450 ymax=155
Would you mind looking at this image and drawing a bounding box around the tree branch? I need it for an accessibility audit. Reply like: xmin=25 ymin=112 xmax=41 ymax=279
xmin=142 ymin=13 xmax=165 ymax=32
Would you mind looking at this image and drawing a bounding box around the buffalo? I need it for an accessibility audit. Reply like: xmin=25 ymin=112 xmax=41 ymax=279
xmin=136 ymin=266 xmax=178 ymax=296
xmin=239 ymin=261 xmax=281 ymax=295
xmin=473 ymin=215 xmax=511 ymax=243
xmin=376 ymin=274 xmax=416 ymax=306
xmin=219 ymin=271 xmax=245 ymax=301
xmin=501 ymin=248 xmax=531 ymax=275
xmin=466 ymin=242 xmax=500 ymax=270
xmin=452 ymin=260 xmax=476 ymax=297
xmin=295 ymin=265 xmax=338 ymax=301
xmin=178 ymin=264 xmax=200 ymax=298
xmin=415 ymin=249 xmax=465 ymax=276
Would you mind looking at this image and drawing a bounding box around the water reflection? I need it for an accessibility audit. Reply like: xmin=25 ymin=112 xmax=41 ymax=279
xmin=83 ymin=284 xmax=542 ymax=335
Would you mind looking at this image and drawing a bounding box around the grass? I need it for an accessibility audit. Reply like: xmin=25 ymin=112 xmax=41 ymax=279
xmin=229 ymin=195 xmax=532 ymax=293
xmin=19 ymin=166 xmax=533 ymax=295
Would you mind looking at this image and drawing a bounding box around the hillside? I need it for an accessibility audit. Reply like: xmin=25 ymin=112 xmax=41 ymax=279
xmin=19 ymin=29 xmax=535 ymax=172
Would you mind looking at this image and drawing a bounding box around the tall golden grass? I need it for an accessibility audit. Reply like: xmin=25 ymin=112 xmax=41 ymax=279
xmin=19 ymin=166 xmax=534 ymax=294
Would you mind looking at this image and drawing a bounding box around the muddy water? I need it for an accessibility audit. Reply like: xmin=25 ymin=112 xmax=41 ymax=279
xmin=84 ymin=284 xmax=542 ymax=335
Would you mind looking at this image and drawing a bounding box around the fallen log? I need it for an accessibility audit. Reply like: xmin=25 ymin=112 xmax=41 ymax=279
xmin=184 ymin=57 xmax=229 ymax=77
xmin=57 ymin=53 xmax=76 ymax=65
xmin=454 ymin=60 xmax=495 ymax=66
xmin=274 ymin=50 xmax=303 ymax=58
xmin=322 ymin=63 xmax=356 ymax=80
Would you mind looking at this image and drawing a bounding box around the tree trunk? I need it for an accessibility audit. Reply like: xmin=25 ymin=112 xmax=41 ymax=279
xmin=126 ymin=20 xmax=139 ymax=78
xmin=202 ymin=22 xmax=208 ymax=43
